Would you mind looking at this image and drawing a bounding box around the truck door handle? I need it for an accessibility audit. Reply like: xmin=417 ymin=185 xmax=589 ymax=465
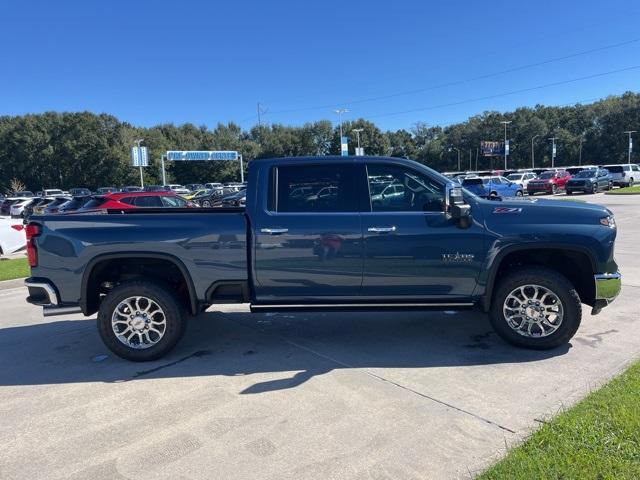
xmin=367 ymin=226 xmax=397 ymax=233
xmin=260 ymin=228 xmax=289 ymax=235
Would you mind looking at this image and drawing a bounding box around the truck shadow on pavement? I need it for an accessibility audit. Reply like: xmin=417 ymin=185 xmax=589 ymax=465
xmin=0 ymin=309 xmax=570 ymax=391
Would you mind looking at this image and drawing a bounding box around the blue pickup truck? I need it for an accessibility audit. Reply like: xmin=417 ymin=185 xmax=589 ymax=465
xmin=24 ymin=156 xmax=621 ymax=361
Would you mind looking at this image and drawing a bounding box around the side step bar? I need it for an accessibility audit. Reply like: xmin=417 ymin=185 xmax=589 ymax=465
xmin=250 ymin=302 xmax=474 ymax=312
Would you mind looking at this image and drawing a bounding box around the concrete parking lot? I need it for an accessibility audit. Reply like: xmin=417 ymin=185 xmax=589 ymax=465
xmin=1 ymin=192 xmax=638 ymax=480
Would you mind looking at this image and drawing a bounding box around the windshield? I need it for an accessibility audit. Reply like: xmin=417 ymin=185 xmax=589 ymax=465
xmin=574 ymin=170 xmax=596 ymax=178
xmin=538 ymin=172 xmax=555 ymax=179
xmin=605 ymin=166 xmax=624 ymax=173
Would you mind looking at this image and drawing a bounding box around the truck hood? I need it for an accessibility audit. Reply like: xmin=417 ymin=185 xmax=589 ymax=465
xmin=478 ymin=196 xmax=612 ymax=226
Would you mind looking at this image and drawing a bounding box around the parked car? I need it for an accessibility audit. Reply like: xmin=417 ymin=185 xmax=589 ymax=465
xmin=69 ymin=188 xmax=91 ymax=196
xmin=122 ymin=186 xmax=144 ymax=192
xmin=58 ymin=196 xmax=92 ymax=213
xmin=77 ymin=192 xmax=194 ymax=212
xmin=506 ymin=172 xmax=537 ymax=190
xmin=14 ymin=190 xmax=35 ymax=197
xmin=566 ymin=168 xmax=612 ymax=194
xmin=40 ymin=189 xmax=64 ymax=197
xmin=10 ymin=198 xmax=36 ymax=218
xmin=0 ymin=218 xmax=26 ymax=255
xmin=143 ymin=185 xmax=170 ymax=192
xmin=185 ymin=183 xmax=204 ymax=192
xmin=526 ymin=170 xmax=572 ymax=195
xmin=602 ymin=164 xmax=640 ymax=187
xmin=43 ymin=196 xmax=73 ymax=214
xmin=220 ymin=189 xmax=247 ymax=207
xmin=195 ymin=189 xmax=228 ymax=207
xmin=31 ymin=198 xmax=57 ymax=215
xmin=565 ymin=166 xmax=597 ymax=176
xmin=1 ymin=198 xmax=29 ymax=216
xmin=183 ymin=188 xmax=210 ymax=200
xmin=24 ymin=156 xmax=621 ymax=361
xmin=96 ymin=187 xmax=118 ymax=194
xmin=462 ymin=176 xmax=523 ymax=198
xmin=165 ymin=184 xmax=190 ymax=195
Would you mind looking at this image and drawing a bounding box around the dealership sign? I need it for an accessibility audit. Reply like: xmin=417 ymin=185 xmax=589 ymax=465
xmin=166 ymin=150 xmax=239 ymax=161
xmin=480 ymin=141 xmax=503 ymax=157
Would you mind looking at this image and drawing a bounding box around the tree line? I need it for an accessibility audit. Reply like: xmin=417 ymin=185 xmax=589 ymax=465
xmin=0 ymin=92 xmax=638 ymax=191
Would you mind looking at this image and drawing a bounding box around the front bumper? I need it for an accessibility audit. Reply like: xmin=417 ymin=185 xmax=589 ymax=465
xmin=594 ymin=272 xmax=622 ymax=304
xmin=527 ymin=184 xmax=553 ymax=193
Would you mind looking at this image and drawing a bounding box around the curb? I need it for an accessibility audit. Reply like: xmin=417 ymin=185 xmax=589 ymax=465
xmin=0 ymin=278 xmax=26 ymax=291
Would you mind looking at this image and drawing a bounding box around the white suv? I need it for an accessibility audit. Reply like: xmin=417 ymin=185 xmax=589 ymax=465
xmin=603 ymin=164 xmax=640 ymax=187
xmin=506 ymin=172 xmax=537 ymax=189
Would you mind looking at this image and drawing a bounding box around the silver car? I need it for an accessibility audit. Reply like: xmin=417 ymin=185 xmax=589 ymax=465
xmin=603 ymin=164 xmax=640 ymax=187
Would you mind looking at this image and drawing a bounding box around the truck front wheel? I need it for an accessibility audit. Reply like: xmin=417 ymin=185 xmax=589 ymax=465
xmin=489 ymin=267 xmax=582 ymax=349
xmin=97 ymin=281 xmax=188 ymax=361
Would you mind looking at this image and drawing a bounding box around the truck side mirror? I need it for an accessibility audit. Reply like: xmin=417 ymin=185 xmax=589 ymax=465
xmin=445 ymin=185 xmax=471 ymax=227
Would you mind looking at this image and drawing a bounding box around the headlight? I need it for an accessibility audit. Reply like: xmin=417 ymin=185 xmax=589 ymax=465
xmin=600 ymin=215 xmax=616 ymax=228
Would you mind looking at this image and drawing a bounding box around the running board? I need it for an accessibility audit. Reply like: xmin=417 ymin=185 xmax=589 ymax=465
xmin=250 ymin=302 xmax=474 ymax=312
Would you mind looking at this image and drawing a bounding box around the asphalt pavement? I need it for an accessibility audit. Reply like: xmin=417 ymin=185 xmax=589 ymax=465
xmin=0 ymin=192 xmax=638 ymax=479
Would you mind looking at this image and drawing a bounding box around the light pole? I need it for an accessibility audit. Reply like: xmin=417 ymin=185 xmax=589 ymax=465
xmin=352 ymin=128 xmax=364 ymax=156
xmin=531 ymin=134 xmax=540 ymax=169
xmin=578 ymin=134 xmax=585 ymax=165
xmin=548 ymin=137 xmax=557 ymax=168
xmin=500 ymin=120 xmax=511 ymax=170
xmin=452 ymin=147 xmax=462 ymax=171
xmin=135 ymin=138 xmax=144 ymax=188
xmin=624 ymin=130 xmax=636 ymax=164
xmin=333 ymin=109 xmax=349 ymax=154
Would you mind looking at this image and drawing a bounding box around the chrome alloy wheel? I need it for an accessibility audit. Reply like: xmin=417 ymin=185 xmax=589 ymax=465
xmin=111 ymin=296 xmax=167 ymax=349
xmin=502 ymin=284 xmax=564 ymax=338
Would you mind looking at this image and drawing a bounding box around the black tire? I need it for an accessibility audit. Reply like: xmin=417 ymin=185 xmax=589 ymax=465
xmin=551 ymin=184 xmax=557 ymax=195
xmin=515 ymin=190 xmax=523 ymax=197
xmin=489 ymin=267 xmax=582 ymax=350
xmin=202 ymin=200 xmax=212 ymax=207
xmin=630 ymin=177 xmax=634 ymax=187
xmin=97 ymin=281 xmax=188 ymax=361
xmin=591 ymin=183 xmax=597 ymax=194
xmin=566 ymin=190 xmax=572 ymax=195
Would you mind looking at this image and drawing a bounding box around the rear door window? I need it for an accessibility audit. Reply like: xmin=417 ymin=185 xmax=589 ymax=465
xmin=134 ymin=196 xmax=163 ymax=207
xmin=274 ymin=164 xmax=360 ymax=213
xmin=367 ymin=163 xmax=445 ymax=212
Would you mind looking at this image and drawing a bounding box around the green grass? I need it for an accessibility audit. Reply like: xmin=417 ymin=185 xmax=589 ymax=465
xmin=479 ymin=361 xmax=640 ymax=480
xmin=0 ymin=257 xmax=30 ymax=281
xmin=605 ymin=186 xmax=640 ymax=195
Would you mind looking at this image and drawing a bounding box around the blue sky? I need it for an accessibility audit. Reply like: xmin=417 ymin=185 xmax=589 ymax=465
xmin=1 ymin=0 xmax=639 ymax=131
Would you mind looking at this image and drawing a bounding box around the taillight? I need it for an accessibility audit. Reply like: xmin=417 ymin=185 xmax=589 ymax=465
xmin=25 ymin=224 xmax=41 ymax=267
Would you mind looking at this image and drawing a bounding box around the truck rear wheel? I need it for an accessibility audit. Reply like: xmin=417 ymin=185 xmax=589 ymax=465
xmin=97 ymin=281 xmax=188 ymax=361
xmin=489 ymin=267 xmax=582 ymax=350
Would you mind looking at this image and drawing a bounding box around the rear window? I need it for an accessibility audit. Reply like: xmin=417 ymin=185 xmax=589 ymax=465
xmin=606 ymin=166 xmax=624 ymax=173
xmin=82 ymin=197 xmax=107 ymax=209
xmin=462 ymin=178 xmax=484 ymax=186
xmin=273 ymin=164 xmax=359 ymax=213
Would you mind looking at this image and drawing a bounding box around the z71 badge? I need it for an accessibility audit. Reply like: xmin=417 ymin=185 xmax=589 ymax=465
xmin=493 ymin=207 xmax=523 ymax=214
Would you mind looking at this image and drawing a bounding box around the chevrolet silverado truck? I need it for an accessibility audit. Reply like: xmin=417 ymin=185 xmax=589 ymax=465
xmin=24 ymin=156 xmax=622 ymax=361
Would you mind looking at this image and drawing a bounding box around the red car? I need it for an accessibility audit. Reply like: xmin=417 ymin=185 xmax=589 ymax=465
xmin=526 ymin=170 xmax=572 ymax=195
xmin=77 ymin=192 xmax=195 ymax=212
